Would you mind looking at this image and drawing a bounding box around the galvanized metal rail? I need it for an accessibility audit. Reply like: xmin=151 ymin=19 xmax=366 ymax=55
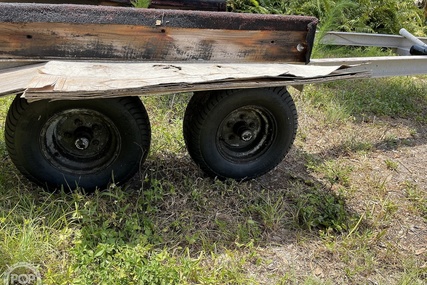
xmin=311 ymin=56 xmax=427 ymax=78
xmin=320 ymin=31 xmax=427 ymax=55
xmin=311 ymin=30 xmax=427 ymax=77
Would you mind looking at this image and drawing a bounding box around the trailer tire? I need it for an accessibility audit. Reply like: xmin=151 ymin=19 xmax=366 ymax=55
xmin=5 ymin=95 xmax=150 ymax=190
xmin=183 ymin=88 xmax=297 ymax=180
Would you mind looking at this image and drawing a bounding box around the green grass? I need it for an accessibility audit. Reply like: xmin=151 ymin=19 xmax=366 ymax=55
xmin=1 ymin=12 xmax=427 ymax=285
xmin=1 ymin=65 xmax=426 ymax=283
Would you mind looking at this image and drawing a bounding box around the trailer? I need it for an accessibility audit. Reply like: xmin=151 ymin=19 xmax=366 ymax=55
xmin=0 ymin=2 xmax=426 ymax=190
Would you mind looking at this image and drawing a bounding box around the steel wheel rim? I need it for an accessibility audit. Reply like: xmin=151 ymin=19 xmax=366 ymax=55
xmin=216 ymin=106 xmax=276 ymax=162
xmin=40 ymin=109 xmax=121 ymax=174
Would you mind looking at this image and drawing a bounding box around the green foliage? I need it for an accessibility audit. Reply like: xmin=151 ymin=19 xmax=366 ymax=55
xmin=384 ymin=159 xmax=399 ymax=171
xmin=72 ymin=244 xmax=183 ymax=285
xmin=132 ymin=0 xmax=151 ymax=8
xmin=228 ymin=0 xmax=426 ymax=35
xmin=250 ymin=194 xmax=287 ymax=231
xmin=292 ymin=188 xmax=353 ymax=232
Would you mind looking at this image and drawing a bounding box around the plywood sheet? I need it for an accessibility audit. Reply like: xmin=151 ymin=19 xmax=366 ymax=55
xmin=0 ymin=61 xmax=370 ymax=101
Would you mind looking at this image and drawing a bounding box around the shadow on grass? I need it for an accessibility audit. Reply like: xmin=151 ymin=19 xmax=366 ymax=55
xmin=0 ymin=91 xmax=368 ymax=258
xmin=59 ymin=151 xmax=362 ymax=253
xmin=0 ymin=149 xmax=362 ymax=254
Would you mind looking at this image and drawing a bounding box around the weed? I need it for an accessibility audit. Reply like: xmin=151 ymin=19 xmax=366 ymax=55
xmin=252 ymin=194 xmax=287 ymax=231
xmin=384 ymin=159 xmax=399 ymax=171
xmin=286 ymin=181 xmax=355 ymax=232
xmin=308 ymin=159 xmax=353 ymax=187
xmin=342 ymin=139 xmax=374 ymax=155
xmin=132 ymin=0 xmax=151 ymax=8
xmin=404 ymin=181 xmax=427 ymax=220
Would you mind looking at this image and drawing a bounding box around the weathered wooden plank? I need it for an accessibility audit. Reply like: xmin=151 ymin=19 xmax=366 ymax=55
xmin=0 ymin=0 xmax=130 ymax=6
xmin=0 ymin=3 xmax=317 ymax=63
xmin=23 ymin=72 xmax=370 ymax=102
xmin=0 ymin=60 xmax=370 ymax=100
xmin=0 ymin=63 xmax=45 ymax=96
xmin=0 ymin=0 xmax=227 ymax=11
xmin=149 ymin=0 xmax=226 ymax=11
xmin=0 ymin=22 xmax=307 ymax=62
xmin=0 ymin=60 xmax=46 ymax=70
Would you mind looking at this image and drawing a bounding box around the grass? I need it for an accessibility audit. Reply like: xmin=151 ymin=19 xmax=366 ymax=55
xmin=1 ymin=50 xmax=427 ymax=284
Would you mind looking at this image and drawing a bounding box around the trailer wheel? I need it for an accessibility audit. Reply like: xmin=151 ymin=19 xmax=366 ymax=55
xmin=183 ymin=88 xmax=297 ymax=180
xmin=5 ymin=96 xmax=150 ymax=190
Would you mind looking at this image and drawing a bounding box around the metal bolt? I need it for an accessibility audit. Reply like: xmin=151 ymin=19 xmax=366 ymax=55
xmin=241 ymin=130 xmax=253 ymax=141
xmin=75 ymin=137 xmax=90 ymax=150
xmin=297 ymin=43 xmax=305 ymax=52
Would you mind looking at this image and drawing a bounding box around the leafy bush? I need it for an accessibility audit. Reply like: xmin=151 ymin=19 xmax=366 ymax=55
xmin=228 ymin=0 xmax=426 ymax=35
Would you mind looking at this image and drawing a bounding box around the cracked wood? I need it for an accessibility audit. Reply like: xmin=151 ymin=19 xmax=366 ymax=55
xmin=0 ymin=3 xmax=317 ymax=63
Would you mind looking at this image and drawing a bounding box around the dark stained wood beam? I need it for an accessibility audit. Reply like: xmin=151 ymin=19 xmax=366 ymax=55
xmin=0 ymin=3 xmax=317 ymax=63
xmin=0 ymin=0 xmax=130 ymax=6
xmin=149 ymin=0 xmax=226 ymax=11
xmin=0 ymin=0 xmax=227 ymax=10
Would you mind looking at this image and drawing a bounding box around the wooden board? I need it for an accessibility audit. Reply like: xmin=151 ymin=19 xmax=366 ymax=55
xmin=0 ymin=3 xmax=317 ymax=63
xmin=0 ymin=61 xmax=370 ymax=101
xmin=0 ymin=0 xmax=227 ymax=11
xmin=0 ymin=63 xmax=45 ymax=96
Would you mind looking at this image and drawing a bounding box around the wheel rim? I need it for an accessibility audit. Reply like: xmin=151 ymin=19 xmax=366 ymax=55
xmin=216 ymin=106 xmax=276 ymax=162
xmin=40 ymin=109 xmax=121 ymax=174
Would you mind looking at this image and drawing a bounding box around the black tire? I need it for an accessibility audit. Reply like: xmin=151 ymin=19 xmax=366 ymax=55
xmin=183 ymin=87 xmax=298 ymax=180
xmin=5 ymin=95 xmax=150 ymax=190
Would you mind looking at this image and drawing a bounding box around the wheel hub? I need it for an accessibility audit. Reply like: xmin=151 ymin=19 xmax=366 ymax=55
xmin=40 ymin=109 xmax=121 ymax=174
xmin=217 ymin=106 xmax=275 ymax=162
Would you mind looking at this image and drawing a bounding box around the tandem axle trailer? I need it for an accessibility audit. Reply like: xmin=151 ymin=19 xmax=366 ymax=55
xmin=0 ymin=2 xmax=426 ymax=190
